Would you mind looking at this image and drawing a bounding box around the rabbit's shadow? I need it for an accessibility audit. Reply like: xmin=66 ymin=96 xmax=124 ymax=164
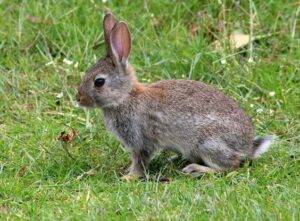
xmin=147 ymin=152 xmax=190 ymax=176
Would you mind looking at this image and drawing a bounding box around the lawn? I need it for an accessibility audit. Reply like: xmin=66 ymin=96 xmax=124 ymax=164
xmin=0 ymin=0 xmax=299 ymax=220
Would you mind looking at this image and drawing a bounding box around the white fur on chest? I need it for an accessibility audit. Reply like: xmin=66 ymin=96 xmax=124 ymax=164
xmin=104 ymin=115 xmax=128 ymax=148
xmin=103 ymin=111 xmax=143 ymax=151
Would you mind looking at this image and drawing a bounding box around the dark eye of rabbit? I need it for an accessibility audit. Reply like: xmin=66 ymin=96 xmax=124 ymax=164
xmin=94 ymin=78 xmax=105 ymax=87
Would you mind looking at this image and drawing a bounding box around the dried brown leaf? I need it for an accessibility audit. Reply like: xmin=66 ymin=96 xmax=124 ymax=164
xmin=58 ymin=129 xmax=77 ymax=143
xmin=189 ymin=23 xmax=199 ymax=37
xmin=17 ymin=165 xmax=27 ymax=177
xmin=229 ymin=32 xmax=251 ymax=49
xmin=213 ymin=31 xmax=251 ymax=50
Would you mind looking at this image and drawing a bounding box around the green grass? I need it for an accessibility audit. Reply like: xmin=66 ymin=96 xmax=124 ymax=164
xmin=0 ymin=0 xmax=299 ymax=220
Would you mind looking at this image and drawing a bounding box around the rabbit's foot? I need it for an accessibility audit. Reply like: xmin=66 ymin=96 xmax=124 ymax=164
xmin=182 ymin=163 xmax=216 ymax=174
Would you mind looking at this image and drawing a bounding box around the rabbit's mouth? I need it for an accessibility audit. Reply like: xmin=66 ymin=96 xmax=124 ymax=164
xmin=76 ymin=93 xmax=95 ymax=108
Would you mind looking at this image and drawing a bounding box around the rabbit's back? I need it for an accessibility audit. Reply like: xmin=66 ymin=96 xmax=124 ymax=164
xmin=148 ymin=80 xmax=249 ymax=121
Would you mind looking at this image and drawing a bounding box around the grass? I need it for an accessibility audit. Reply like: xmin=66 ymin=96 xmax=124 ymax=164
xmin=0 ymin=0 xmax=299 ymax=220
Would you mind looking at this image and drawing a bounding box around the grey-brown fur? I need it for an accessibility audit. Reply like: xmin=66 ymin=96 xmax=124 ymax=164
xmin=76 ymin=13 xmax=275 ymax=179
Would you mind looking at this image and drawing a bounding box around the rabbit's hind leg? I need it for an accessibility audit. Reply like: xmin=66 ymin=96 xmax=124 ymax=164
xmin=182 ymin=163 xmax=217 ymax=174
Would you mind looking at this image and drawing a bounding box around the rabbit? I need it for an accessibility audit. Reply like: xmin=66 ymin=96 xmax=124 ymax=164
xmin=76 ymin=12 xmax=276 ymax=180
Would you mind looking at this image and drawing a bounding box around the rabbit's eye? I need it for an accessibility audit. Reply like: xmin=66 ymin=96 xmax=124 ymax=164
xmin=94 ymin=78 xmax=105 ymax=87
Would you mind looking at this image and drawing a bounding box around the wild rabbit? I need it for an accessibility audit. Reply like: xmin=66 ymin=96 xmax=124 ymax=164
xmin=76 ymin=13 xmax=275 ymax=180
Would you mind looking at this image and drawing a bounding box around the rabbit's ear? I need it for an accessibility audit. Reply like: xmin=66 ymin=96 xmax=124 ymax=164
xmin=103 ymin=12 xmax=117 ymax=54
xmin=110 ymin=22 xmax=131 ymax=69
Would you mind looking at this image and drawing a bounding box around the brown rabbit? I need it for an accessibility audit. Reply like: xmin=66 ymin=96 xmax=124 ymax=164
xmin=76 ymin=13 xmax=275 ymax=180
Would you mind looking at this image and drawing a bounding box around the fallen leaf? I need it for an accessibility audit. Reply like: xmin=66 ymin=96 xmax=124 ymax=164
xmin=213 ymin=31 xmax=251 ymax=50
xmin=189 ymin=23 xmax=199 ymax=37
xmin=17 ymin=165 xmax=27 ymax=177
xmin=58 ymin=129 xmax=77 ymax=143
xmin=229 ymin=32 xmax=251 ymax=49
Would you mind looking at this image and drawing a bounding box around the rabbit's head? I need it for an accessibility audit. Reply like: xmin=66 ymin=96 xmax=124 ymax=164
xmin=76 ymin=13 xmax=137 ymax=108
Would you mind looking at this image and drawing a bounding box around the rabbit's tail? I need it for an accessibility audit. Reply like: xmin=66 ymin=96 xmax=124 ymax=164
xmin=251 ymin=135 xmax=277 ymax=159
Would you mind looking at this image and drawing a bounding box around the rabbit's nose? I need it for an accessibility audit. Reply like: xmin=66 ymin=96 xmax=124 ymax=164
xmin=76 ymin=94 xmax=81 ymax=102
xmin=76 ymin=91 xmax=81 ymax=102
